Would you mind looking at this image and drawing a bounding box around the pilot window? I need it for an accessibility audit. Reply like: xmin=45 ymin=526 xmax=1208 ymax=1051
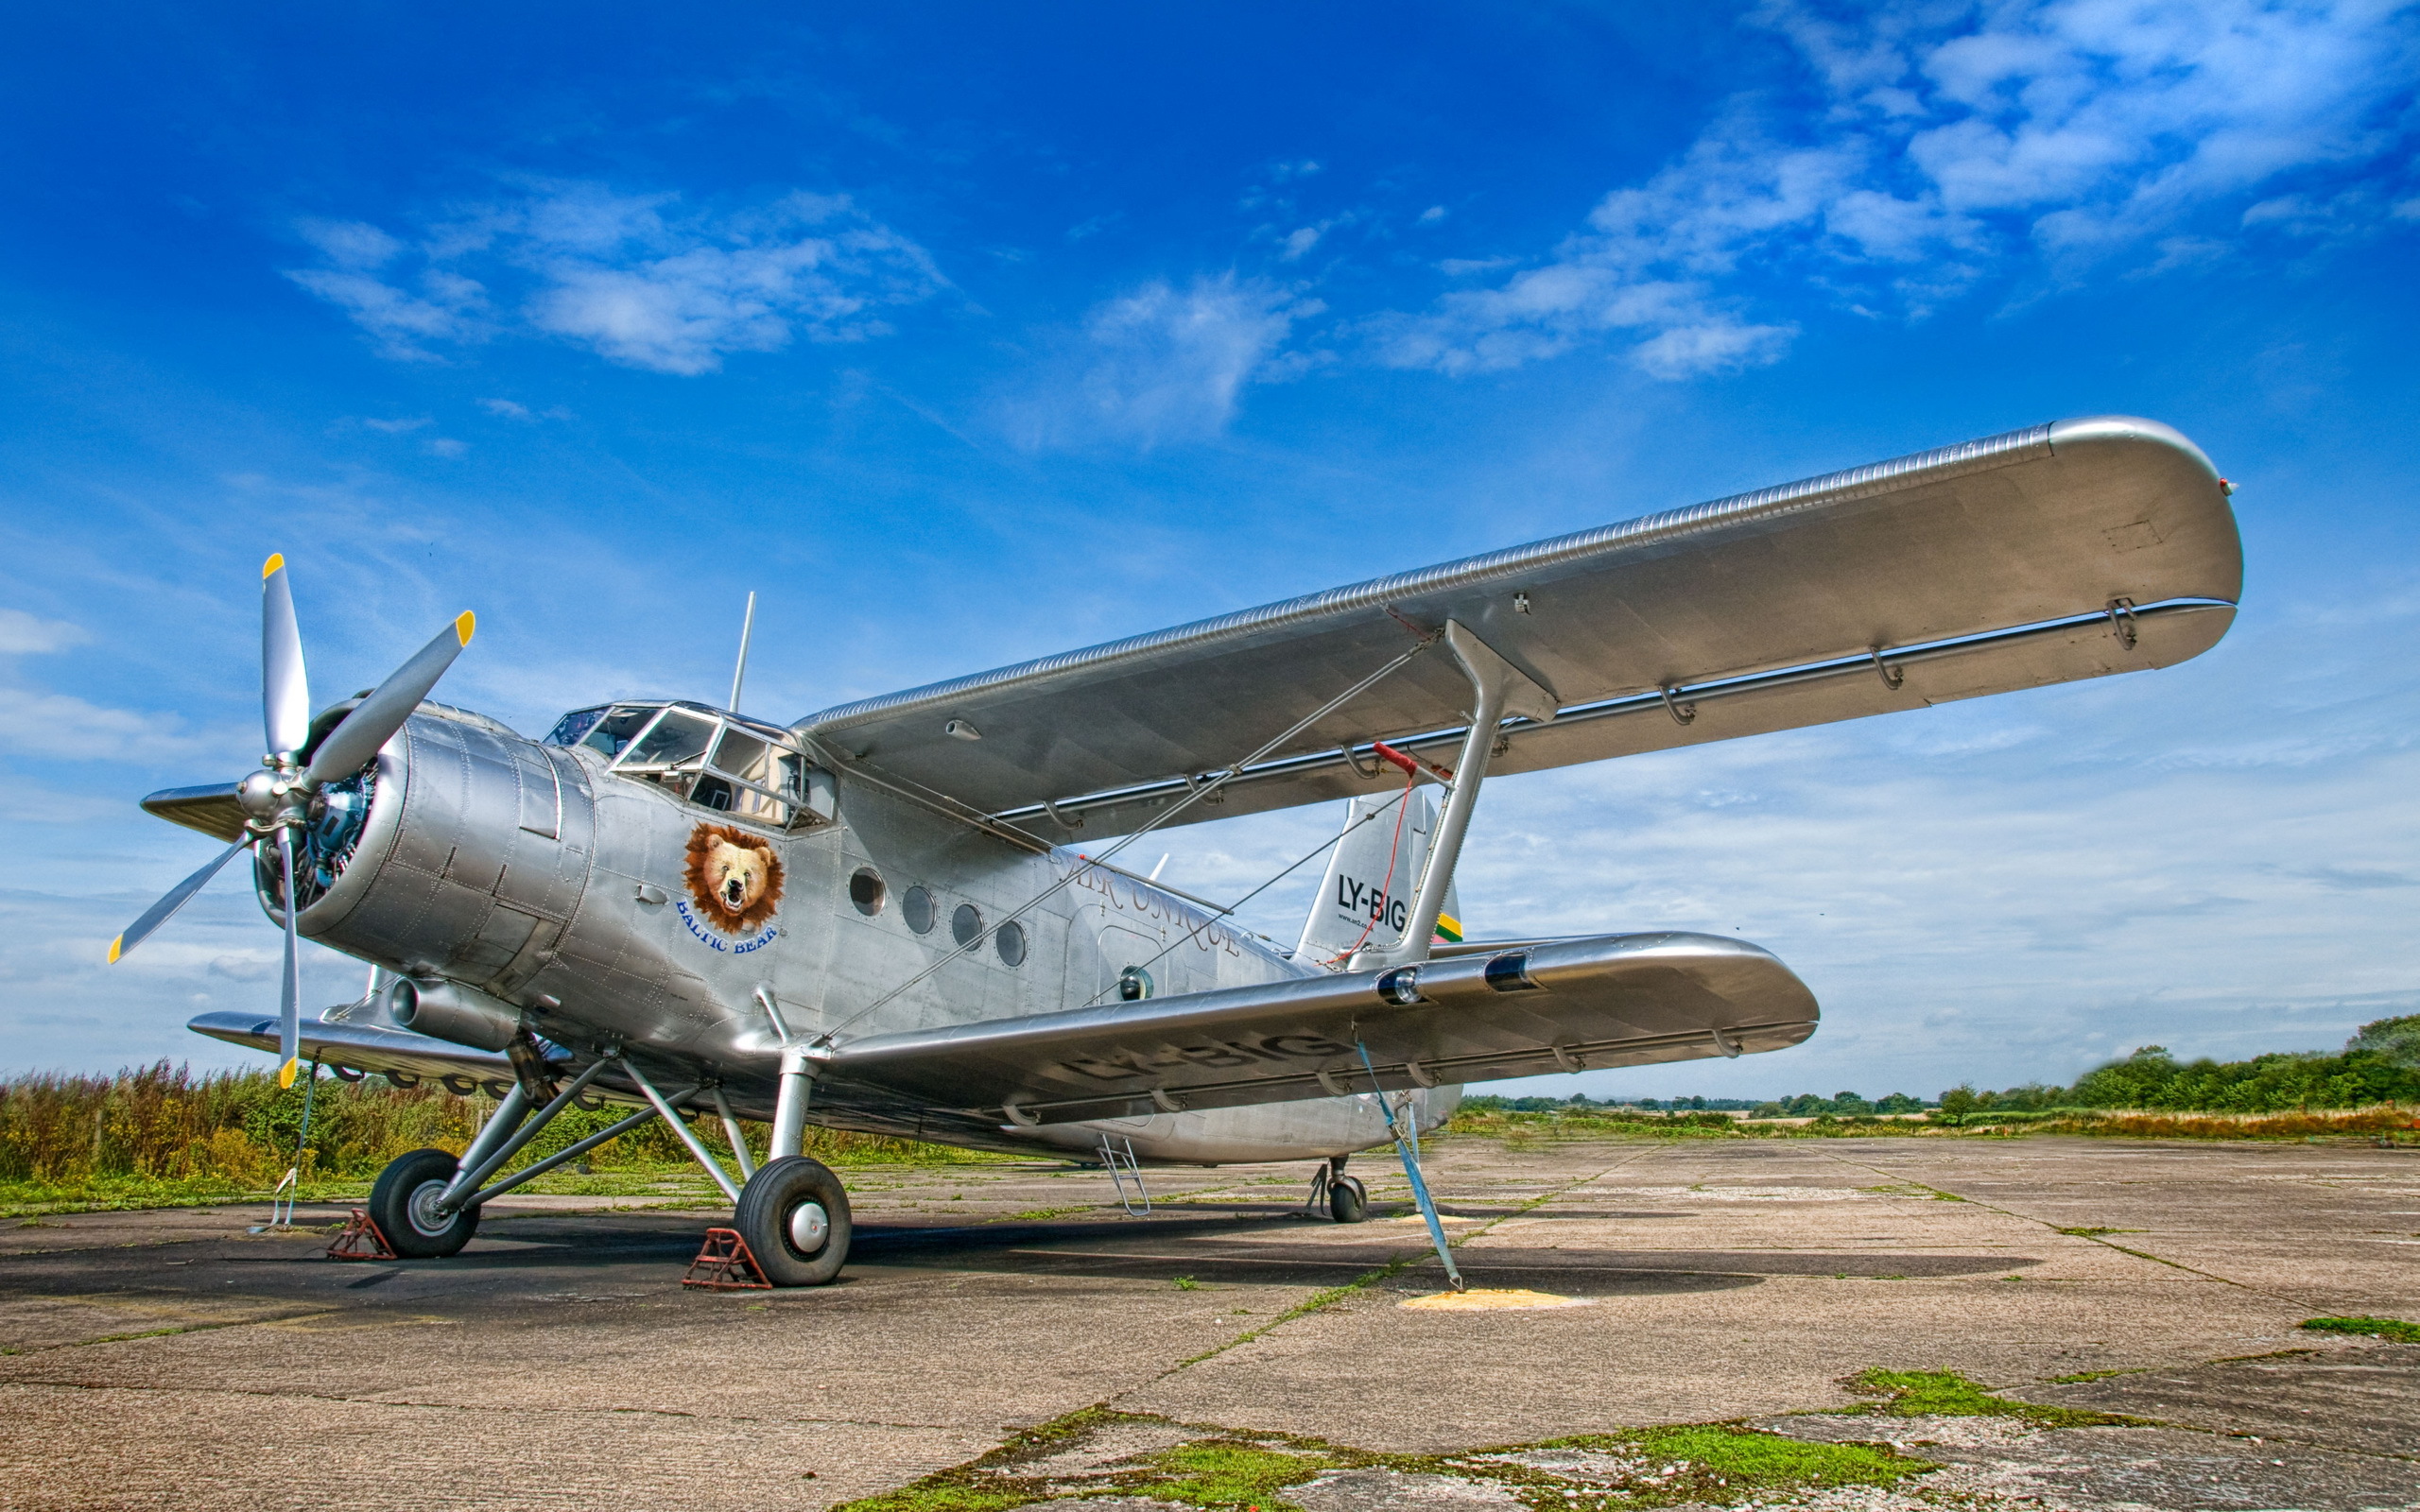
xmin=548 ymin=699 xmax=834 ymax=831
xmin=623 ymin=709 xmax=715 ymax=767
xmin=575 ymin=707 xmax=655 ymax=760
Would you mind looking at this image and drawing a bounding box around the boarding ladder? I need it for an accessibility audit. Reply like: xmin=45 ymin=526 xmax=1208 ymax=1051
xmin=1098 ymin=1133 xmax=1151 ymax=1216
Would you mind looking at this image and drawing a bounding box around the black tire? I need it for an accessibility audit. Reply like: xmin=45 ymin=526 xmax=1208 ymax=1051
xmin=368 ymin=1147 xmax=480 ymax=1258
xmin=1328 ymin=1174 xmax=1369 ymax=1224
xmin=734 ymin=1156 xmax=853 ymax=1286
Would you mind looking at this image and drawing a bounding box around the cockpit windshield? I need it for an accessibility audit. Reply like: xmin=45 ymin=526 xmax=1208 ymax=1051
xmin=543 ymin=702 xmax=831 ymax=829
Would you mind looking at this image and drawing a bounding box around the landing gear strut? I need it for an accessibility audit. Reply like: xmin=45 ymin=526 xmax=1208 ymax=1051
xmin=1306 ymin=1156 xmax=1368 ymax=1223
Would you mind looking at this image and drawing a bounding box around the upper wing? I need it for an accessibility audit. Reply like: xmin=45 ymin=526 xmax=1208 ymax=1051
xmin=821 ymin=932 xmax=1817 ymax=1125
xmin=797 ymin=417 xmax=2239 ymax=836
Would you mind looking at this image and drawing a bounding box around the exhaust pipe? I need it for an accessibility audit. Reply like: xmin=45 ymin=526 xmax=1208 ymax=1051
xmin=388 ymin=976 xmax=522 ymax=1052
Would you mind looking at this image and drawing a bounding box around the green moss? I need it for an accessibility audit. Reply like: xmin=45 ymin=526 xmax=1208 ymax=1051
xmin=1535 ymin=1425 xmax=1929 ymax=1506
xmin=1846 ymin=1368 xmax=2145 ymax=1427
xmin=1142 ymin=1440 xmax=1338 ymax=1509
xmin=835 ymin=1400 xmax=1949 ymax=1512
xmin=2300 ymin=1315 xmax=2420 ymax=1343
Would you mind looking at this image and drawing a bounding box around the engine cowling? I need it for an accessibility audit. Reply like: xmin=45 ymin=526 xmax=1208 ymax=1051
xmin=280 ymin=706 xmax=596 ymax=998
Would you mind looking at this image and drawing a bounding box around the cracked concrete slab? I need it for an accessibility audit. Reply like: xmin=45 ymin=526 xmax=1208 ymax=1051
xmin=0 ymin=1137 xmax=2413 ymax=1509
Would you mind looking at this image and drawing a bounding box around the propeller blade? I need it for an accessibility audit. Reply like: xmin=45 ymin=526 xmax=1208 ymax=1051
xmin=108 ymin=836 xmax=252 ymax=964
xmin=262 ymin=555 xmax=312 ymax=757
xmin=302 ymin=610 xmax=475 ymax=786
xmin=276 ymin=828 xmax=302 ymax=1088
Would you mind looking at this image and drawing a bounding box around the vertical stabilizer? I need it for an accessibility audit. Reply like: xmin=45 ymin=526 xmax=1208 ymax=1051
xmin=1297 ymin=788 xmax=1462 ymax=967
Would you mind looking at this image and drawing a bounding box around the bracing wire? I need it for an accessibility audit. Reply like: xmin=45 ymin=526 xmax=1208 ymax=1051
xmin=819 ymin=638 xmax=1433 ymax=1043
xmin=1078 ymin=782 xmax=1415 ymax=1009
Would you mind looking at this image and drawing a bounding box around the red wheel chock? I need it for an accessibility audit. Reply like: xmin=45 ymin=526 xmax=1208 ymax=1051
xmin=326 ymin=1209 xmax=398 ymax=1262
xmin=683 ymin=1227 xmax=772 ymax=1290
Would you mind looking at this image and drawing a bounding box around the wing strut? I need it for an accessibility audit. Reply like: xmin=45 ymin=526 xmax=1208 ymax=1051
xmin=1358 ymin=1041 xmax=1463 ymax=1293
xmin=1361 ymin=621 xmax=1557 ymax=970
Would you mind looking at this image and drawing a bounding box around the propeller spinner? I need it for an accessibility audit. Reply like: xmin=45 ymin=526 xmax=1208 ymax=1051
xmin=110 ymin=555 xmax=475 ymax=1088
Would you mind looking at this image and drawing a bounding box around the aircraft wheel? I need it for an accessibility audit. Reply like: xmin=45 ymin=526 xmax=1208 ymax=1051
xmin=368 ymin=1147 xmax=480 ymax=1258
xmin=734 ymin=1156 xmax=853 ymax=1286
xmin=1328 ymin=1174 xmax=1369 ymax=1224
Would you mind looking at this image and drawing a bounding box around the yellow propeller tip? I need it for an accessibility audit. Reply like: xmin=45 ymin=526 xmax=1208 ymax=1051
xmin=454 ymin=610 xmax=475 ymax=645
xmin=106 ymin=936 xmax=123 ymax=964
xmin=279 ymin=1058 xmax=300 ymax=1089
xmin=262 ymin=553 xmax=285 ymax=579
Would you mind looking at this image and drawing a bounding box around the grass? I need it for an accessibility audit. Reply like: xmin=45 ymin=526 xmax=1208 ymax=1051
xmin=1535 ymin=1426 xmax=1931 ymax=1507
xmin=2300 ymin=1315 xmax=2420 ymax=1343
xmin=1443 ymin=1103 xmax=2420 ymax=1147
xmin=1845 ymin=1368 xmax=2146 ymax=1427
xmin=830 ymin=1406 xmax=1938 ymax=1512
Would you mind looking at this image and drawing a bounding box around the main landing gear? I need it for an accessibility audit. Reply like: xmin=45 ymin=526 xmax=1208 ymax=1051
xmin=359 ymin=1044 xmax=857 ymax=1286
xmin=733 ymin=1156 xmax=852 ymax=1286
xmin=1305 ymin=1156 xmax=1369 ymax=1223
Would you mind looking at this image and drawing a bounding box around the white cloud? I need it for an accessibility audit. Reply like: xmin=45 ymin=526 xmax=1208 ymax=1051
xmin=1382 ymin=0 xmax=2419 ymax=378
xmin=284 ymin=183 xmax=945 ymax=375
xmin=1005 ymin=274 xmax=1315 ymax=450
xmin=0 ymin=610 xmax=91 ymax=656
xmin=477 ymin=398 xmax=532 ymax=420
xmin=0 ymin=687 xmax=224 ymax=764
xmin=361 ymin=415 xmax=431 ymax=434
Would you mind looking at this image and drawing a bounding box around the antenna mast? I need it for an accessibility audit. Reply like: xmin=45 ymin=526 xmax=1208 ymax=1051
xmin=728 ymin=591 xmax=757 ymax=712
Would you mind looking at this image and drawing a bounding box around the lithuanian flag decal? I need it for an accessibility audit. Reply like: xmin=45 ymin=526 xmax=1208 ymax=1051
xmin=1433 ymin=913 xmax=1463 ymax=944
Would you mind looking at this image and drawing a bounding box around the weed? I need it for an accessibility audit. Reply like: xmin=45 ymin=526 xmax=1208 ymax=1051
xmin=1174 ymin=1276 xmax=1201 ymax=1292
xmin=2054 ymin=1227 xmax=2143 ymax=1237
xmin=1846 ymin=1368 xmax=2145 ymax=1427
xmin=2300 ymin=1315 xmax=2420 ymax=1343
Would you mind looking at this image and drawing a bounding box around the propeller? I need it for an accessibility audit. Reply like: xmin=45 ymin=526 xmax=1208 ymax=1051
xmin=110 ymin=555 xmax=475 ymax=1089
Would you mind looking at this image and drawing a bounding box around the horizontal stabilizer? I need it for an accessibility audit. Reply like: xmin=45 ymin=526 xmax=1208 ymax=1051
xmin=191 ymin=1008 xmax=526 ymax=1090
xmin=824 ymin=931 xmax=1817 ymax=1125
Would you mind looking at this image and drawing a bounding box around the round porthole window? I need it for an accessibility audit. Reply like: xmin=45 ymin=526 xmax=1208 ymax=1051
xmin=1118 ymin=966 xmax=1153 ymax=1002
xmin=902 ymin=885 xmax=935 ymax=935
xmin=995 ymin=920 xmax=1027 ymax=967
xmin=951 ymin=902 xmax=982 ymax=947
xmin=849 ymin=868 xmax=885 ymax=916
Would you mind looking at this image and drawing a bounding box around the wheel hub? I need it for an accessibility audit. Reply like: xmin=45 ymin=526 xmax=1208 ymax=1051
xmin=788 ymin=1200 xmax=829 ymax=1253
xmin=406 ymin=1177 xmax=456 ymax=1237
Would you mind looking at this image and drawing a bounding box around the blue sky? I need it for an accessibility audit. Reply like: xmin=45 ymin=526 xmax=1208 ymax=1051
xmin=4 ymin=2 xmax=2416 ymax=1100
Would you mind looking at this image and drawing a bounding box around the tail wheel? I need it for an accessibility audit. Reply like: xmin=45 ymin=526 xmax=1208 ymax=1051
xmin=368 ymin=1146 xmax=480 ymax=1258
xmin=1328 ymin=1174 xmax=1369 ymax=1224
xmin=734 ymin=1156 xmax=853 ymax=1286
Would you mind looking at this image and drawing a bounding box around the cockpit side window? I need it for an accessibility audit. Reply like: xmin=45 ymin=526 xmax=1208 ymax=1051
xmin=621 ymin=709 xmax=716 ymax=768
xmin=579 ymin=707 xmax=657 ymax=760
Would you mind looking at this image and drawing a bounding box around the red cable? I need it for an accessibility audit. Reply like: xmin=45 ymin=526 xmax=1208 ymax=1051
xmin=1324 ymin=770 xmax=1419 ymax=968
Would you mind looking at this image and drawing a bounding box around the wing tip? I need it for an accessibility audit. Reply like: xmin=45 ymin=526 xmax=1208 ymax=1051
xmin=262 ymin=552 xmax=285 ymax=580
xmin=106 ymin=935 xmax=122 ymax=964
xmin=278 ymin=1057 xmax=300 ymax=1089
xmin=454 ymin=610 xmax=475 ymax=645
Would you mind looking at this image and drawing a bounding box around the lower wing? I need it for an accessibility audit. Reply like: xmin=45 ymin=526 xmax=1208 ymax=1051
xmin=823 ymin=932 xmax=1816 ymax=1125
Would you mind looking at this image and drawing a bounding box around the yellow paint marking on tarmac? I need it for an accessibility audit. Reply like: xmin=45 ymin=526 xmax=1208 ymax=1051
xmin=1400 ymin=1288 xmax=1592 ymax=1311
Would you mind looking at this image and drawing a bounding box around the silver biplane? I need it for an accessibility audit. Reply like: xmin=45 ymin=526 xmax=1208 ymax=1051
xmin=115 ymin=416 xmax=2241 ymax=1285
